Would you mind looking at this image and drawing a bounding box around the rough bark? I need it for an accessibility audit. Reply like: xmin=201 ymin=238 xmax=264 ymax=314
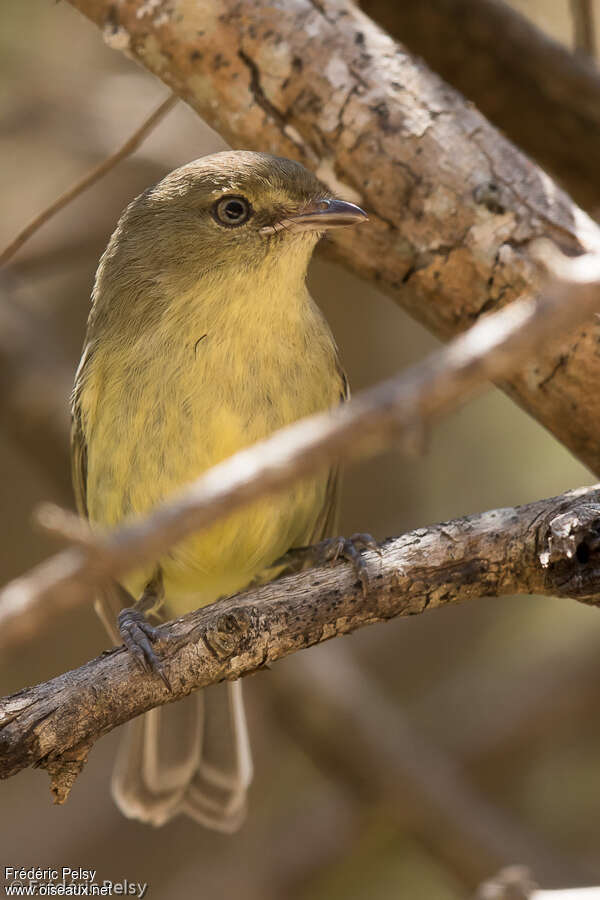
xmin=66 ymin=0 xmax=600 ymax=477
xmin=360 ymin=0 xmax=600 ymax=212
xmin=2 ymin=484 xmax=600 ymax=801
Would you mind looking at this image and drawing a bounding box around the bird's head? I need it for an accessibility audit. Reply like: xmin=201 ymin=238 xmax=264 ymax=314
xmin=98 ymin=150 xmax=367 ymax=292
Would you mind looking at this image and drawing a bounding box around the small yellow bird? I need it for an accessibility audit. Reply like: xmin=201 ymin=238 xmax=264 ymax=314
xmin=71 ymin=150 xmax=369 ymax=830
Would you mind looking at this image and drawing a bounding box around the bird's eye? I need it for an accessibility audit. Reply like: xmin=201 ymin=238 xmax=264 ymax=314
xmin=213 ymin=195 xmax=252 ymax=227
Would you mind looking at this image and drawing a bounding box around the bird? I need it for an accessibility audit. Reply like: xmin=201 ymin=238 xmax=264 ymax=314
xmin=71 ymin=149 xmax=370 ymax=830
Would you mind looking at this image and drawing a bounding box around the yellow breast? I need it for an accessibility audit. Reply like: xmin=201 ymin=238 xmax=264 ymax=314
xmin=78 ymin=272 xmax=342 ymax=615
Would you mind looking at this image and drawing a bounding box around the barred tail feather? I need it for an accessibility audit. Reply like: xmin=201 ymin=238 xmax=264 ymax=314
xmin=111 ymin=680 xmax=252 ymax=831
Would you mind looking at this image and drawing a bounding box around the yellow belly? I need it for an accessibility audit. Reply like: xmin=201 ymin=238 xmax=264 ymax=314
xmin=80 ymin=288 xmax=341 ymax=616
xmin=151 ymin=476 xmax=327 ymax=613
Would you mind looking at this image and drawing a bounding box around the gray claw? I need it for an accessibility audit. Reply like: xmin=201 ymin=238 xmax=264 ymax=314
xmin=274 ymin=532 xmax=379 ymax=596
xmin=350 ymin=532 xmax=382 ymax=555
xmin=118 ymin=608 xmax=171 ymax=690
xmin=320 ymin=533 xmax=379 ymax=596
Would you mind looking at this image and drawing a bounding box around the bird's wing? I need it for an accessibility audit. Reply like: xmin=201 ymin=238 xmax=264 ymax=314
xmin=70 ymin=401 xmax=88 ymax=519
xmin=310 ymin=464 xmax=341 ymax=544
xmin=71 ymin=375 xmax=128 ymax=642
xmin=309 ymin=360 xmax=349 ymax=544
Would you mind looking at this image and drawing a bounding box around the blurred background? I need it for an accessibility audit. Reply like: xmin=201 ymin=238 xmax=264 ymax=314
xmin=1 ymin=0 xmax=600 ymax=897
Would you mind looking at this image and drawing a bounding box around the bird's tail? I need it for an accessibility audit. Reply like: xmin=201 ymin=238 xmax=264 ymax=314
xmin=111 ymin=679 xmax=253 ymax=831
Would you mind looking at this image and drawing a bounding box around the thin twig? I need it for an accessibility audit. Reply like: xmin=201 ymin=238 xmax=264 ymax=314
xmin=0 ymin=245 xmax=599 ymax=647
xmin=475 ymin=865 xmax=600 ymax=899
xmin=571 ymin=0 xmax=597 ymax=57
xmin=274 ymin=649 xmax=596 ymax=885
xmin=34 ymin=503 xmax=96 ymax=548
xmin=0 ymin=94 xmax=177 ymax=268
xmin=534 ymin=891 xmax=600 ymax=898
xmin=1 ymin=483 xmax=600 ymax=800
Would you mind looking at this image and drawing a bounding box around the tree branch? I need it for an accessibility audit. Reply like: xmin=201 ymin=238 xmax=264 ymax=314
xmin=475 ymin=865 xmax=600 ymax=899
xmin=360 ymin=0 xmax=600 ymax=211
xmin=2 ymin=484 xmax=600 ymax=802
xmin=1 ymin=246 xmax=599 ymax=650
xmin=64 ymin=0 xmax=600 ymax=478
xmin=272 ymin=650 xmax=598 ymax=885
xmin=570 ymin=0 xmax=597 ymax=58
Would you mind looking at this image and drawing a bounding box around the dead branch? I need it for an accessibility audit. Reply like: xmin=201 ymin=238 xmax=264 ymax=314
xmin=474 ymin=865 xmax=600 ymax=899
xmin=65 ymin=0 xmax=600 ymax=478
xmin=570 ymin=0 xmax=597 ymax=57
xmin=1 ymin=246 xmax=599 ymax=650
xmin=360 ymin=0 xmax=600 ymax=210
xmin=272 ymin=648 xmax=598 ymax=886
xmin=2 ymin=483 xmax=600 ymax=802
xmin=0 ymin=93 xmax=176 ymax=267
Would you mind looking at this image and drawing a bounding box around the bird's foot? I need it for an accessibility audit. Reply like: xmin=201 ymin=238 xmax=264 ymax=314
xmin=118 ymin=606 xmax=171 ymax=691
xmin=281 ymin=533 xmax=380 ymax=596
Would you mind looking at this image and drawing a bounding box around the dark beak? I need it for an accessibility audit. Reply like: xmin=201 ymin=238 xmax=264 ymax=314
xmin=261 ymin=198 xmax=368 ymax=235
xmin=288 ymin=198 xmax=369 ymax=229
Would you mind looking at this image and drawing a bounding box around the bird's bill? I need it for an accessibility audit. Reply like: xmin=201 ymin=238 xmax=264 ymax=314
xmin=262 ymin=198 xmax=368 ymax=234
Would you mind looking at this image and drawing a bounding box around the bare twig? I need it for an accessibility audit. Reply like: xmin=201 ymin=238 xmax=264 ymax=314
xmin=0 ymin=93 xmax=177 ymax=268
xmin=570 ymin=0 xmax=597 ymax=57
xmin=534 ymin=892 xmax=600 ymax=899
xmin=475 ymin=865 xmax=600 ymax=899
xmin=0 ymin=245 xmax=598 ymax=649
xmin=272 ymin=649 xmax=598 ymax=886
xmin=34 ymin=503 xmax=96 ymax=547
xmin=2 ymin=483 xmax=600 ymax=800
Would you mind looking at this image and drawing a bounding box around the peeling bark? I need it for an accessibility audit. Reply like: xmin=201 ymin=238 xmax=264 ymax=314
xmin=360 ymin=0 xmax=600 ymax=213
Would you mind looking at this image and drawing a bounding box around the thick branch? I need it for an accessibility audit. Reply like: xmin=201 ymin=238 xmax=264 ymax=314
xmin=1 ymin=484 xmax=600 ymax=799
xmin=2 ymin=248 xmax=599 ymax=648
xmin=360 ymin=0 xmax=600 ymax=211
xmin=66 ymin=0 xmax=600 ymax=476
